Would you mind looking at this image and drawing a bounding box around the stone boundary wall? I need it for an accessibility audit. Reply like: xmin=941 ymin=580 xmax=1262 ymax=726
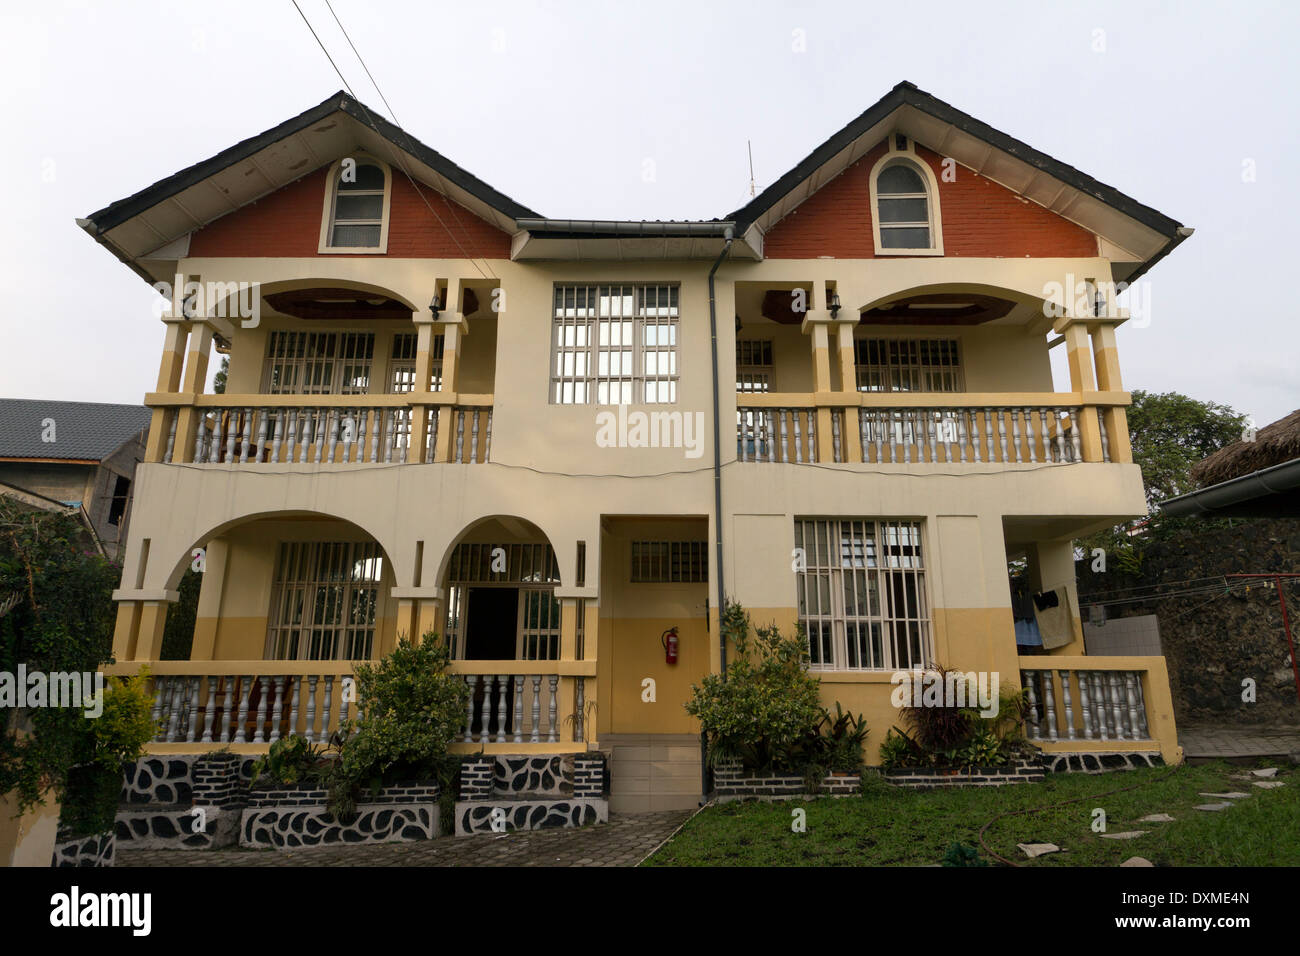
xmin=712 ymin=760 xmax=862 ymax=801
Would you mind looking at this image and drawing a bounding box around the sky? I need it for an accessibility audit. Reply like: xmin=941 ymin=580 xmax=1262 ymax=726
xmin=1 ymin=0 xmax=1296 ymax=427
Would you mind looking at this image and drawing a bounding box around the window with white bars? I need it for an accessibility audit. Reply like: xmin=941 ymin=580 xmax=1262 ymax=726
xmin=327 ymin=161 xmax=386 ymax=249
xmin=551 ymin=284 xmax=679 ymax=404
xmin=442 ymin=542 xmax=562 ymax=660
xmin=736 ymin=339 xmax=774 ymax=392
xmin=795 ymin=519 xmax=930 ymax=671
xmin=262 ymin=331 xmax=375 ymax=395
xmin=387 ymin=332 xmax=445 ymax=394
xmin=876 ymin=160 xmax=933 ymax=250
xmin=265 ymin=541 xmax=385 ymax=661
xmin=854 ymin=338 xmax=963 ymax=393
xmin=518 ymin=588 xmax=561 ymax=660
xmin=631 ymin=541 xmax=708 ymax=583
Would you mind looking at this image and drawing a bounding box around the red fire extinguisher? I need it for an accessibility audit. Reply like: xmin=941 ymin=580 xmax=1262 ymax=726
xmin=662 ymin=626 xmax=679 ymax=665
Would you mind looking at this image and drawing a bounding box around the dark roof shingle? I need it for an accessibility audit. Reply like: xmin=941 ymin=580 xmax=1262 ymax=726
xmin=0 ymin=398 xmax=151 ymax=461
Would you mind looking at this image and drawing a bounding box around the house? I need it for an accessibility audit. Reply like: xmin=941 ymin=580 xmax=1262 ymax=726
xmin=1164 ymin=409 xmax=1300 ymax=518
xmin=0 ymin=398 xmax=151 ymax=560
xmin=83 ymin=81 xmax=1184 ymax=813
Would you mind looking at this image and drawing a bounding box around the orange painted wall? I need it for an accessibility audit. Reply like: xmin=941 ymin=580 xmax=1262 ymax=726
xmin=763 ymin=142 xmax=1099 ymax=259
xmin=188 ymin=166 xmax=511 ymax=259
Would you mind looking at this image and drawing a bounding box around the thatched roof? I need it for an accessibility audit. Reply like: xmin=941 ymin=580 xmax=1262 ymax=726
xmin=1191 ymin=409 xmax=1300 ymax=486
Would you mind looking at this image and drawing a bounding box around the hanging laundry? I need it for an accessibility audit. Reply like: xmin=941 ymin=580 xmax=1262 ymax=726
xmin=1033 ymin=583 xmax=1076 ymax=649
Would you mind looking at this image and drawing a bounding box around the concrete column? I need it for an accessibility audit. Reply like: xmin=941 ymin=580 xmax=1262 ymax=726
xmin=1061 ymin=322 xmax=1103 ymax=462
xmin=135 ymin=600 xmax=171 ymax=661
xmin=834 ymin=319 xmax=863 ymax=463
xmin=1090 ymin=322 xmax=1132 ymax=463
xmin=1029 ymin=540 xmax=1085 ymax=655
xmin=174 ymin=323 xmax=214 ymax=463
xmin=189 ymin=537 xmax=230 ymax=660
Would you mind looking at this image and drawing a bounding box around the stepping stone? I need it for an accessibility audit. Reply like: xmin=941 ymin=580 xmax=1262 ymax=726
xmin=1138 ymin=813 xmax=1175 ymax=823
xmin=1198 ymin=792 xmax=1250 ymax=799
xmin=1194 ymin=802 xmax=1233 ymax=812
xmin=1017 ymin=842 xmax=1060 ymax=858
xmin=1121 ymin=856 xmax=1154 ymax=867
xmin=1251 ymin=768 xmax=1279 ymax=778
xmin=1101 ymin=830 xmax=1148 ymax=840
xmin=1254 ymin=781 xmax=1285 ymax=789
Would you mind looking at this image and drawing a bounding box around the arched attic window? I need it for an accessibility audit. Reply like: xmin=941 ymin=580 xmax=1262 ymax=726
xmin=319 ymin=157 xmax=391 ymax=253
xmin=870 ymin=144 xmax=943 ymax=256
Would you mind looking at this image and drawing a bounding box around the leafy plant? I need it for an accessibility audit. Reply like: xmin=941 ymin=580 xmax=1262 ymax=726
xmin=326 ymin=634 xmax=469 ymax=819
xmin=685 ymin=602 xmax=823 ymax=774
xmin=249 ymin=734 xmax=329 ymax=788
xmin=878 ymin=727 xmax=926 ymax=770
xmin=942 ymin=842 xmax=989 ymax=867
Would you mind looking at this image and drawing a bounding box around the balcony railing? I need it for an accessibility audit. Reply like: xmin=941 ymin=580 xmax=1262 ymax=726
xmin=451 ymin=661 xmax=594 ymax=750
xmin=1017 ymin=657 xmax=1180 ymax=752
xmin=736 ymin=393 xmax=1123 ymax=465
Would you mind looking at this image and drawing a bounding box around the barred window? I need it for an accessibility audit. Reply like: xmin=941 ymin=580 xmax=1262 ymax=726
xmin=551 ymin=284 xmax=679 ymax=404
xmin=631 ymin=541 xmax=708 ymax=583
xmin=854 ymin=338 xmax=963 ymax=392
xmin=736 ymin=339 xmax=774 ymax=393
xmin=387 ymin=332 xmax=444 ymax=394
xmin=266 ymin=541 xmax=385 ymax=661
xmin=262 ymin=331 xmax=375 ymax=395
xmin=795 ymin=519 xmax=930 ymax=671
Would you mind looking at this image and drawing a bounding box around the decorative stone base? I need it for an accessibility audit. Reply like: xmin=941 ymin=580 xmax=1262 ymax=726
xmin=51 ymin=830 xmax=115 ymax=867
xmin=116 ymin=805 xmax=241 ymax=849
xmin=883 ymin=758 xmax=1046 ymax=789
xmin=240 ymin=802 xmax=439 ymax=848
xmin=712 ymin=761 xmax=862 ymax=801
xmin=454 ymin=797 xmax=608 ymax=835
xmin=1041 ymin=751 xmax=1164 ymax=773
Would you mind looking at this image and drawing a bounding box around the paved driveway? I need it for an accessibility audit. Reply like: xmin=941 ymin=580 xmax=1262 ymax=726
xmin=115 ymin=810 xmax=693 ymax=867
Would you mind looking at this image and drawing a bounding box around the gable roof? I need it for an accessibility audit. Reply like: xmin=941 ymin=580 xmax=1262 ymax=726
xmin=0 ymin=399 xmax=151 ymax=462
xmin=79 ymin=91 xmax=542 ymax=283
xmin=728 ymin=81 xmax=1189 ymax=280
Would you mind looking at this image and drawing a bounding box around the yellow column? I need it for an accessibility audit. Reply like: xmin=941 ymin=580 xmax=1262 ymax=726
xmin=1061 ymin=322 xmax=1103 ymax=462
xmin=834 ymin=319 xmax=862 ymax=463
xmin=146 ymin=317 xmax=190 ymax=462
xmin=173 ymin=322 xmax=214 ymax=463
xmin=134 ymin=601 xmax=171 ymax=661
xmin=1030 ymin=540 xmax=1085 ymax=655
xmin=434 ymin=313 xmax=468 ymax=463
xmin=411 ymin=311 xmax=437 ymax=464
xmin=112 ymin=601 xmax=142 ymax=661
xmin=1090 ymin=322 xmax=1132 ymax=463
xmin=189 ymin=537 xmax=229 ymax=660
xmin=803 ymin=313 xmax=836 ymax=461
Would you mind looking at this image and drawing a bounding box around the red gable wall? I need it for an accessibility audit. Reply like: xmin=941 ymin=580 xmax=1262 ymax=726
xmin=763 ymin=143 xmax=1098 ymax=259
xmin=188 ymin=166 xmax=512 ymax=258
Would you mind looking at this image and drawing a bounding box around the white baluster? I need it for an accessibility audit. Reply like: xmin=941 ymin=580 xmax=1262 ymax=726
xmin=234 ymin=677 xmax=252 ymax=743
xmin=464 ymin=675 xmax=478 ymax=744
xmin=269 ymin=676 xmax=286 ymax=742
xmin=1059 ymin=670 xmax=1076 ymax=740
xmin=304 ymin=675 xmax=318 ymax=743
xmin=575 ymin=678 xmax=585 ymax=743
xmin=1069 ymin=408 xmax=1083 ymax=462
xmin=547 ymin=675 xmax=559 ymax=742
xmin=252 ymin=676 xmax=271 ymax=743
xmin=1091 ymin=672 xmax=1108 ymax=740
xmin=164 ymin=413 xmax=177 ymax=463
xmin=1041 ymin=670 xmax=1058 ymax=741
xmin=287 ymin=676 xmax=300 ymax=738
xmin=1124 ymin=672 xmax=1141 ymax=738
xmin=1108 ymin=672 xmax=1126 ymax=740
xmin=320 ymin=676 xmax=334 ymax=738
xmin=200 ymin=676 xmax=217 ymax=743
xmin=1077 ymin=670 xmax=1093 ymax=739
xmin=530 ymin=675 xmax=542 ymax=743
xmin=1023 ymin=671 xmax=1041 ymax=739
xmin=1022 ymin=407 xmax=1036 ymax=463
xmin=495 ymin=674 xmax=509 ymax=743
xmin=479 ymin=675 xmax=493 ymax=743
xmin=271 ymin=409 xmax=284 ymax=462
xmin=513 ymin=675 xmax=524 ymax=744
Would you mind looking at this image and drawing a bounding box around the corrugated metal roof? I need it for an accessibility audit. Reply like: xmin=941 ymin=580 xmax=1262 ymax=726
xmin=0 ymin=398 xmax=151 ymax=461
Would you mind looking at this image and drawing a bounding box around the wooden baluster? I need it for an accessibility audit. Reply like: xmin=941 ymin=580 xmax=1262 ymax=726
xmin=1041 ymin=670 xmax=1058 ymax=741
xmin=304 ymin=675 xmax=318 ymax=743
xmin=495 ymin=674 xmax=509 ymax=743
xmin=234 ymin=677 xmax=252 ymax=743
xmin=1059 ymin=670 xmax=1076 ymax=740
xmin=325 ymin=410 xmax=339 ymax=463
xmin=464 ymin=675 xmax=477 ymax=744
xmin=546 ymin=675 xmax=559 ymax=743
xmin=1023 ymin=671 xmax=1041 ymax=739
xmin=320 ymin=676 xmax=334 ymax=739
xmin=575 ymin=678 xmax=585 ymax=743
xmin=530 ymin=675 xmax=542 ymax=743
xmin=271 ymin=409 xmax=284 ymax=462
xmin=164 ymin=413 xmax=177 ymax=463
xmin=1124 ymin=672 xmax=1141 ymax=738
xmin=513 ymin=675 xmax=524 ymax=743
xmin=252 ymin=676 xmax=271 ymax=743
xmin=267 ymin=676 xmax=286 ymax=742
xmin=1022 ymin=407 xmax=1036 ymax=463
xmin=200 ymin=676 xmax=217 ymax=743
xmin=255 ymin=408 xmax=270 ymax=462
xmin=150 ymin=677 xmax=166 ymax=740
xmin=235 ymin=408 xmax=250 ymax=463
xmin=1069 ymin=408 xmax=1083 ymax=462
xmin=1077 ymin=669 xmax=1093 ymax=739
xmin=1108 ymin=672 xmax=1126 ymax=740
xmin=287 ymin=676 xmax=300 ymax=739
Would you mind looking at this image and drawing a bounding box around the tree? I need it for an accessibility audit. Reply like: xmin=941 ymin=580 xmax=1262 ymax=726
xmin=1126 ymin=389 xmax=1247 ymax=511
xmin=212 ymin=355 xmax=229 ymax=395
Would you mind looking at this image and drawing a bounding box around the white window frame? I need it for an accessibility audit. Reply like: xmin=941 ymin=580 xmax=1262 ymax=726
xmin=868 ymin=141 xmax=944 ymax=256
xmin=265 ymin=541 xmax=386 ymax=661
xmin=795 ymin=518 xmax=932 ymax=672
xmin=318 ymin=155 xmax=393 ymax=254
xmin=550 ymin=284 xmax=680 ymax=405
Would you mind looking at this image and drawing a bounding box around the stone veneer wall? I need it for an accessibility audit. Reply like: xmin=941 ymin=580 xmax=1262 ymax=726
xmin=453 ymin=753 xmax=609 ymax=835
xmin=51 ymin=830 xmax=115 ymax=867
xmin=240 ymin=784 xmax=440 ymax=849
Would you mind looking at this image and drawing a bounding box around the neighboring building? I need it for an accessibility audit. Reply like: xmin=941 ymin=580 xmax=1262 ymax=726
xmin=83 ymin=82 xmax=1186 ymax=811
xmin=1164 ymin=409 xmax=1300 ymax=518
xmin=0 ymin=398 xmax=151 ymax=559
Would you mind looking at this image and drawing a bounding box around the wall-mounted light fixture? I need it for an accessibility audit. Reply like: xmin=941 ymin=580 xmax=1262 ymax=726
xmin=828 ymin=289 xmax=841 ymax=318
xmin=429 ymin=292 xmax=442 ymax=319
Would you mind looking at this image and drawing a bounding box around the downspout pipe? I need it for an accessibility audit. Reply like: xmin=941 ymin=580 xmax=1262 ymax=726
xmin=707 ymin=227 xmax=735 ymax=675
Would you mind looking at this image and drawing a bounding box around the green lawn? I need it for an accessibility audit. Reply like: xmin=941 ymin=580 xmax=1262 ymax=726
xmin=642 ymin=761 xmax=1298 ymax=867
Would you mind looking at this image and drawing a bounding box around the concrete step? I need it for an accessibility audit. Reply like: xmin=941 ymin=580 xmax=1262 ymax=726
xmin=602 ymin=734 xmax=703 ymax=813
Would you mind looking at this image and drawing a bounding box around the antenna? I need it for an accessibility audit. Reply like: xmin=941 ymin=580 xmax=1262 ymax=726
xmin=747 ymin=140 xmax=756 ymax=198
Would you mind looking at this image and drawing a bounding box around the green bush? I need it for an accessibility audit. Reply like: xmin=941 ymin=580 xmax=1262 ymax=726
xmin=327 ymin=635 xmax=468 ymax=818
xmin=685 ymin=602 xmax=825 ymax=774
xmin=249 ymin=735 xmax=330 ymax=789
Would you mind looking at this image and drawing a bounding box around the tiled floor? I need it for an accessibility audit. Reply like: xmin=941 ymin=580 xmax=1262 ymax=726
xmin=115 ymin=809 xmax=694 ymax=867
xmin=1179 ymin=722 xmax=1300 ymax=760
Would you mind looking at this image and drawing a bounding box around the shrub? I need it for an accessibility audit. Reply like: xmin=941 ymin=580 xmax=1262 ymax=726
xmin=249 ymin=735 xmax=330 ymax=789
xmin=327 ymin=635 xmax=468 ymax=818
xmin=685 ymin=602 xmax=824 ymax=774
